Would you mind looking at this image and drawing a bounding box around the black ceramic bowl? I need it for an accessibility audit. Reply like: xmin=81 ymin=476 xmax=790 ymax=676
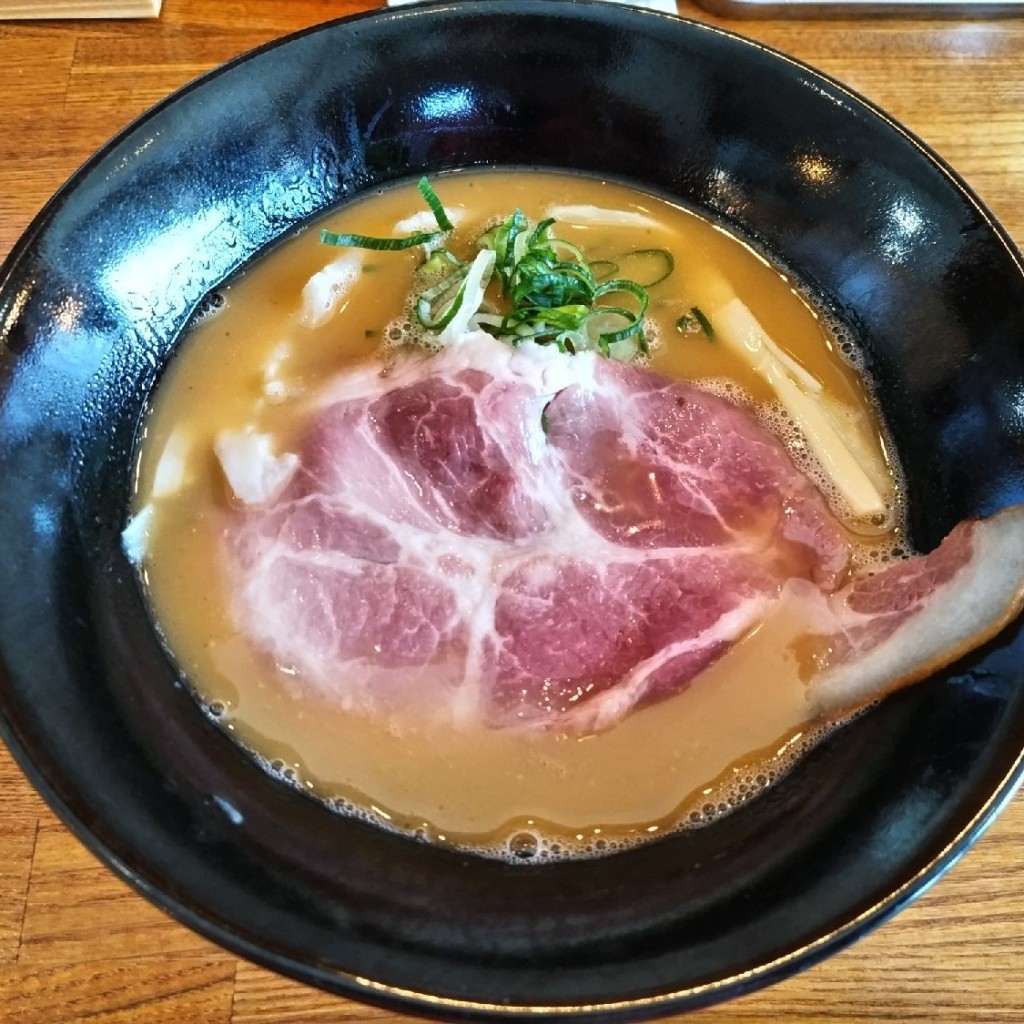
xmin=2 ymin=1 xmax=1024 ymax=1019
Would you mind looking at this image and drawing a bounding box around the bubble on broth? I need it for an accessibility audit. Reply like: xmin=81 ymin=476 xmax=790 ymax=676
xmin=221 ymin=718 xmax=854 ymax=865
xmin=507 ymin=831 xmax=541 ymax=860
xmin=186 ymin=289 xmax=228 ymax=329
xmin=262 ymin=714 xmax=860 ymax=866
xmin=384 ymin=310 xmax=419 ymax=351
xmin=205 ymin=699 xmax=229 ymax=720
xmin=688 ymin=376 xmax=755 ymax=408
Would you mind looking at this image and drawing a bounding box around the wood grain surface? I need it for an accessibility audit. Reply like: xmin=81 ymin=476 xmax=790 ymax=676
xmin=2 ymin=2 xmax=1024 ymax=1021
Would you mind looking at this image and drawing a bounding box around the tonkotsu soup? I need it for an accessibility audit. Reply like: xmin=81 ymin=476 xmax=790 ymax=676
xmin=127 ymin=169 xmax=907 ymax=862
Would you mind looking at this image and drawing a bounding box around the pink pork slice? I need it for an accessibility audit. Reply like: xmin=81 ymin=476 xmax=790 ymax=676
xmin=224 ymin=331 xmax=1024 ymax=733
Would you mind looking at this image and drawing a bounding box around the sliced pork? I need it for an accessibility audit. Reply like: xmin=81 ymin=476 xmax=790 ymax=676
xmin=223 ymin=332 xmax=1024 ymax=733
xmin=802 ymin=509 xmax=1024 ymax=716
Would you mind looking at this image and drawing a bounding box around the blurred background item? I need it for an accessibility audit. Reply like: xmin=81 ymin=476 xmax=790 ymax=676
xmin=693 ymin=0 xmax=1024 ymax=16
xmin=386 ymin=0 xmax=680 ymax=10
xmin=0 ymin=0 xmax=160 ymax=20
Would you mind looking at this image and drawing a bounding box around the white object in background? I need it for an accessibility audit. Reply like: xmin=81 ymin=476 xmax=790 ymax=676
xmin=388 ymin=0 xmax=677 ymax=11
xmin=0 ymin=0 xmax=161 ymax=16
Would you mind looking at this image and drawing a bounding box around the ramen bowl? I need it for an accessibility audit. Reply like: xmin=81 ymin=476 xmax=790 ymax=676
xmin=1 ymin=1 xmax=1023 ymax=1018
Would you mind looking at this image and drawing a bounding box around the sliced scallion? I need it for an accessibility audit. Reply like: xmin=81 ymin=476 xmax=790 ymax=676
xmin=622 ymin=248 xmax=675 ymax=288
xmin=320 ymin=229 xmax=442 ymax=251
xmin=320 ymin=178 xmax=676 ymax=364
xmin=416 ymin=264 xmax=471 ymax=331
xmin=677 ymin=306 xmax=714 ymax=339
xmin=589 ymin=259 xmax=618 ymax=281
xmin=691 ymin=305 xmax=714 ymax=338
xmin=418 ymin=176 xmax=455 ymax=232
xmin=420 ymin=249 xmax=464 ymax=276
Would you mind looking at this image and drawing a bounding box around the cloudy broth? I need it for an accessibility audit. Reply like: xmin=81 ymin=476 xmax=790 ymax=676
xmin=131 ymin=170 xmax=902 ymax=860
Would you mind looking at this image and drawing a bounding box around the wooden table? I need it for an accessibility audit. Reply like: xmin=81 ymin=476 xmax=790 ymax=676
xmin=2 ymin=1 xmax=1024 ymax=1020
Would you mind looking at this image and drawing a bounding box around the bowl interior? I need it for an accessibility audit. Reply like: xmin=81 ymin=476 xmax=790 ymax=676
xmin=2 ymin=1 xmax=1024 ymax=1018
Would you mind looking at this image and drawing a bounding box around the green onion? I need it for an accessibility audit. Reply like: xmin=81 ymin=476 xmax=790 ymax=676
xmin=321 ymin=179 xmax=457 ymax=252
xmin=488 ymin=209 xmax=529 ymax=291
xmin=418 ymin=283 xmax=466 ymax=333
xmin=420 ymin=249 xmax=464 ymax=276
xmin=623 ymin=248 xmax=675 ymax=288
xmin=320 ymin=229 xmax=441 ymax=251
xmin=418 ymin=176 xmax=455 ymax=232
xmin=691 ymin=305 xmax=714 ymax=338
xmin=589 ymin=259 xmax=618 ymax=281
xmin=320 ymin=177 xmax=676 ymax=365
xmin=416 ymin=264 xmax=472 ymax=331
xmin=677 ymin=306 xmax=714 ymax=339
